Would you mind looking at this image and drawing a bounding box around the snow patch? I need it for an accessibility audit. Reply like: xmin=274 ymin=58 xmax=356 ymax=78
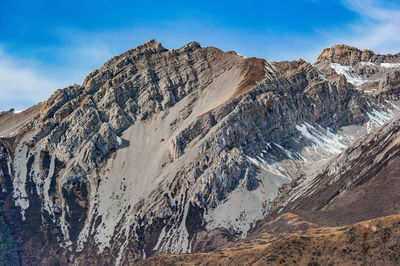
xmin=360 ymin=62 xmax=376 ymax=67
xmin=269 ymin=142 xmax=304 ymax=161
xmin=153 ymin=226 xmax=167 ymax=251
xmin=142 ymin=249 xmax=146 ymax=259
xmin=367 ymin=107 xmax=392 ymax=130
xmin=285 ymin=108 xmax=396 ymax=205
xmin=43 ymin=154 xmax=56 ymax=221
xmin=381 ymin=63 xmax=400 ymax=68
xmin=12 ymin=140 xmax=30 ymax=220
xmin=296 ymin=122 xmax=347 ymax=155
xmin=318 ymin=72 xmax=328 ymax=81
xmin=14 ymin=109 xmax=26 ymax=114
xmin=330 ymin=63 xmax=367 ymax=86
xmin=246 ymin=155 xmax=287 ymax=178
xmin=264 ymin=61 xmax=277 ymax=79
xmin=174 ymin=202 xmax=191 ymax=253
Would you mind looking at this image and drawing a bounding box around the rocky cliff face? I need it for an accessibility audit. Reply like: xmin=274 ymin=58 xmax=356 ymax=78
xmin=1 ymin=41 xmax=400 ymax=265
xmin=270 ymin=115 xmax=400 ymax=227
xmin=315 ymin=44 xmax=400 ymax=99
xmin=317 ymin=44 xmax=400 ymax=65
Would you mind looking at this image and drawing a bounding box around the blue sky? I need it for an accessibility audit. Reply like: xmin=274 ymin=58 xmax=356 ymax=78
xmin=1 ymin=0 xmax=400 ymax=111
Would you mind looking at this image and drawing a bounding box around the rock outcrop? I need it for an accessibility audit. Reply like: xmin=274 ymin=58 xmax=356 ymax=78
xmin=317 ymin=44 xmax=400 ymax=65
xmin=315 ymin=44 xmax=400 ymax=99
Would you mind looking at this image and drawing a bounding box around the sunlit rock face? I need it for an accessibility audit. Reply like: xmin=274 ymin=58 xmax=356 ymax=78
xmin=0 ymin=40 xmax=400 ymax=265
xmin=315 ymin=44 xmax=400 ymax=99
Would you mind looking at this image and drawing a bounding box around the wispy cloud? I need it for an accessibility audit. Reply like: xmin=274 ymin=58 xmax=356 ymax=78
xmin=339 ymin=0 xmax=400 ymax=52
xmin=283 ymin=0 xmax=400 ymax=62
xmin=0 ymin=35 xmax=114 ymax=111
xmin=0 ymin=47 xmax=67 ymax=111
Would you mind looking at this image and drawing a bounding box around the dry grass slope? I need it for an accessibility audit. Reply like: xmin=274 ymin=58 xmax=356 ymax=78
xmin=139 ymin=214 xmax=400 ymax=266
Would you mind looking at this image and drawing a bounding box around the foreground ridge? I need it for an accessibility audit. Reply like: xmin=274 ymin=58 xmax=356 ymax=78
xmin=138 ymin=213 xmax=400 ymax=265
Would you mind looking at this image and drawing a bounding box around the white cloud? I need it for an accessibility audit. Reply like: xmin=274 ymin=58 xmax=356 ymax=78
xmin=0 ymin=37 xmax=113 ymax=111
xmin=56 ymin=30 xmax=115 ymax=69
xmin=0 ymin=49 xmax=67 ymax=111
xmin=340 ymin=0 xmax=400 ymax=53
xmin=344 ymin=0 xmax=400 ymax=21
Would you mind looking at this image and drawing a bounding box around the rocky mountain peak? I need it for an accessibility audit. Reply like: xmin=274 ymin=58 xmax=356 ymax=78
xmin=134 ymin=38 xmax=166 ymax=51
xmin=82 ymin=39 xmax=168 ymax=87
xmin=317 ymin=44 xmax=400 ymax=66
xmin=316 ymin=44 xmax=372 ymax=65
xmin=314 ymin=45 xmax=400 ymax=99
xmin=179 ymin=41 xmax=201 ymax=52
xmin=274 ymin=59 xmax=311 ymax=77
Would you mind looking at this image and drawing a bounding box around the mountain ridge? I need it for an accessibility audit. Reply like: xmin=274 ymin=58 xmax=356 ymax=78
xmin=317 ymin=44 xmax=400 ymax=65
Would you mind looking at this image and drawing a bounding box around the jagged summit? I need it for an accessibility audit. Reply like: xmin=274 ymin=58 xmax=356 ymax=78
xmin=317 ymin=44 xmax=400 ymax=65
xmin=314 ymin=44 xmax=400 ymax=97
xmin=179 ymin=41 xmax=201 ymax=51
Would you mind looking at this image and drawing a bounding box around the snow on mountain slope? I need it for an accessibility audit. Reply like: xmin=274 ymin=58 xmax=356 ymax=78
xmin=329 ymin=63 xmax=367 ymax=86
xmin=316 ymin=44 xmax=400 ymax=100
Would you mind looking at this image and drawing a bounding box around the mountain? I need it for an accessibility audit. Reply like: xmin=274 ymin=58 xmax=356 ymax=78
xmin=0 ymin=40 xmax=400 ymax=265
xmin=316 ymin=44 xmax=400 ymax=99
